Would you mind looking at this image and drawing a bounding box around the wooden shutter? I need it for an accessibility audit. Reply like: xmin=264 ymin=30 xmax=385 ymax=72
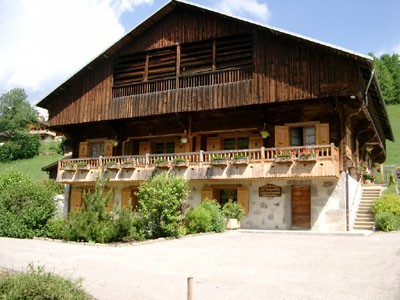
xmin=121 ymin=188 xmax=132 ymax=209
xmin=274 ymin=126 xmax=289 ymax=148
xmin=316 ymin=123 xmax=330 ymax=145
xmin=237 ymin=186 xmax=249 ymax=214
xmin=139 ymin=141 xmax=151 ymax=155
xmin=249 ymin=135 xmax=263 ymax=149
xmin=70 ymin=188 xmax=82 ymax=212
xmin=201 ymin=187 xmax=214 ymax=201
xmin=78 ymin=142 xmax=88 ymax=158
xmin=206 ymin=137 xmax=221 ymax=151
xmin=103 ymin=188 xmax=114 ymax=212
xmin=175 ymin=140 xmax=190 ymax=153
xmin=104 ymin=140 xmax=114 ymax=157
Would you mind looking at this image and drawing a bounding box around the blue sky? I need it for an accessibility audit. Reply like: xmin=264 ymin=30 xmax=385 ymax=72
xmin=0 ymin=0 xmax=399 ymax=111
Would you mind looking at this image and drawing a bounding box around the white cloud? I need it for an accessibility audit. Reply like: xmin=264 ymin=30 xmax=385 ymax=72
xmin=393 ymin=42 xmax=400 ymax=54
xmin=212 ymin=0 xmax=270 ymax=24
xmin=0 ymin=0 xmax=152 ymax=106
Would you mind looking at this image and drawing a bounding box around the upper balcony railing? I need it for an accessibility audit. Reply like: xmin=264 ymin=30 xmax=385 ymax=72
xmin=58 ymin=144 xmax=340 ymax=182
xmin=112 ymin=67 xmax=252 ymax=98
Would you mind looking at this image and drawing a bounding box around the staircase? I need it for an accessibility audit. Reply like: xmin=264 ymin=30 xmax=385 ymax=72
xmin=353 ymin=186 xmax=383 ymax=230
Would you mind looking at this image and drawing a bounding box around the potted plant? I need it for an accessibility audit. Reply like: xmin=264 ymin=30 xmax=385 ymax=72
xmin=231 ymin=154 xmax=250 ymax=164
xmin=211 ymin=155 xmax=228 ymax=165
xmin=298 ymin=149 xmax=317 ymax=161
xmin=76 ymin=161 xmax=90 ymax=170
xmin=154 ymin=158 xmax=169 ymax=167
xmin=62 ymin=161 xmax=75 ymax=171
xmin=173 ymin=157 xmax=187 ymax=167
xmin=274 ymin=152 xmax=293 ymax=162
xmin=222 ymin=200 xmax=245 ymax=230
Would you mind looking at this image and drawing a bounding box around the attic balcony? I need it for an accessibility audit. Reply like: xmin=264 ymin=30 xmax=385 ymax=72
xmin=112 ymin=67 xmax=252 ymax=98
xmin=57 ymin=144 xmax=340 ymax=183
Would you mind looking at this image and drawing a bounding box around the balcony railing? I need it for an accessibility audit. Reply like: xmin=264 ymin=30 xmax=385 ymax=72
xmin=112 ymin=67 xmax=252 ymax=98
xmin=58 ymin=144 xmax=340 ymax=183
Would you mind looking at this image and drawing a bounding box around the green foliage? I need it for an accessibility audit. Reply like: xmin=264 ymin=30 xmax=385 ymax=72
xmin=45 ymin=218 xmax=67 ymax=240
xmin=185 ymin=199 xmax=225 ymax=234
xmin=0 ymin=132 xmax=40 ymax=162
xmin=39 ymin=140 xmax=62 ymax=156
xmin=385 ymin=105 xmax=400 ymax=165
xmin=371 ymin=53 xmax=400 ymax=105
xmin=0 ymin=170 xmax=56 ymax=238
xmin=0 ymin=88 xmax=38 ymax=140
xmin=136 ymin=173 xmax=189 ymax=239
xmin=222 ymin=200 xmax=245 ymax=221
xmin=374 ymin=212 xmax=400 ymax=232
xmin=372 ymin=194 xmax=400 ymax=216
xmin=0 ymin=264 xmax=93 ymax=299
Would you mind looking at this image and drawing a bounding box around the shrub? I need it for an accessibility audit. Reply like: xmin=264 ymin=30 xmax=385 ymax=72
xmin=198 ymin=199 xmax=225 ymax=232
xmin=45 ymin=218 xmax=67 ymax=240
xmin=222 ymin=200 xmax=245 ymax=221
xmin=375 ymin=212 xmax=400 ymax=232
xmin=0 ymin=264 xmax=93 ymax=299
xmin=136 ymin=173 xmax=189 ymax=239
xmin=0 ymin=170 xmax=56 ymax=238
xmin=0 ymin=132 xmax=40 ymax=162
xmin=372 ymin=194 xmax=400 ymax=216
xmin=186 ymin=206 xmax=213 ymax=233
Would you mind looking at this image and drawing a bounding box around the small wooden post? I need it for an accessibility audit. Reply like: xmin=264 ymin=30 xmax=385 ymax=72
xmin=187 ymin=276 xmax=193 ymax=300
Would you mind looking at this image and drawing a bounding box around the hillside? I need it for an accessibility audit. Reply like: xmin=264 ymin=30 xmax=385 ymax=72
xmin=385 ymin=105 xmax=400 ymax=166
xmin=0 ymin=140 xmax=62 ymax=181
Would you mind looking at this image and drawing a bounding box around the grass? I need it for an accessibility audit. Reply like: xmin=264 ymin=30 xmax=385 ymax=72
xmin=385 ymin=104 xmax=400 ymax=166
xmin=0 ymin=140 xmax=62 ymax=181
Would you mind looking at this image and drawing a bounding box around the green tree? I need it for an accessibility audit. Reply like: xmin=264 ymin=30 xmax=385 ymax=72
xmin=0 ymin=88 xmax=38 ymax=140
xmin=371 ymin=53 xmax=400 ymax=105
xmin=136 ymin=172 xmax=189 ymax=238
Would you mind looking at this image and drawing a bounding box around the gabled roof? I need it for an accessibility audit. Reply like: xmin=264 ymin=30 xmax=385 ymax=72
xmin=36 ymin=0 xmax=393 ymax=141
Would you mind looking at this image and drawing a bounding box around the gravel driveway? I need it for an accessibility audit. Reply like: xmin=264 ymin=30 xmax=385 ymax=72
xmin=0 ymin=231 xmax=399 ymax=300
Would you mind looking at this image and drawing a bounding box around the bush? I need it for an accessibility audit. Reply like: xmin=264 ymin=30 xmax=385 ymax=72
xmin=136 ymin=173 xmax=189 ymax=239
xmin=185 ymin=199 xmax=225 ymax=234
xmin=0 ymin=132 xmax=40 ymax=162
xmin=45 ymin=218 xmax=67 ymax=240
xmin=0 ymin=264 xmax=93 ymax=299
xmin=375 ymin=212 xmax=400 ymax=232
xmin=222 ymin=200 xmax=245 ymax=221
xmin=0 ymin=170 xmax=56 ymax=238
xmin=372 ymin=194 xmax=400 ymax=216
xmin=186 ymin=206 xmax=212 ymax=233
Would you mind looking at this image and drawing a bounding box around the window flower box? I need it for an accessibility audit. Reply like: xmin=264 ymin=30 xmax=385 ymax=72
xmin=211 ymin=155 xmax=229 ymax=165
xmin=62 ymin=163 xmax=76 ymax=171
xmin=76 ymin=162 xmax=90 ymax=170
xmin=121 ymin=161 xmax=135 ymax=169
xmin=274 ymin=153 xmax=293 ymax=163
xmin=298 ymin=150 xmax=317 ymax=162
xmin=173 ymin=158 xmax=188 ymax=168
xmin=105 ymin=161 xmax=119 ymax=169
xmin=155 ymin=158 xmax=170 ymax=168
xmin=231 ymin=154 xmax=250 ymax=165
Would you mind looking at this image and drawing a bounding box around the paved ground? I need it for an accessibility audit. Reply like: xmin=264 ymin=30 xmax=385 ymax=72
xmin=0 ymin=231 xmax=399 ymax=300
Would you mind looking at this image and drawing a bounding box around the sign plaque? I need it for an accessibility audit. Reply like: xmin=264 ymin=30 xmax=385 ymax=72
xmin=259 ymin=184 xmax=282 ymax=197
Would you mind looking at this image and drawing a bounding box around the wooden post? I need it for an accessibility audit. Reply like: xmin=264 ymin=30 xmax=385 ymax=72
xmin=187 ymin=276 xmax=193 ymax=300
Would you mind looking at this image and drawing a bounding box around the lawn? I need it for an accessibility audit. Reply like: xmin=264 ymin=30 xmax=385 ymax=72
xmin=0 ymin=140 xmax=62 ymax=181
xmin=385 ymin=105 xmax=400 ymax=166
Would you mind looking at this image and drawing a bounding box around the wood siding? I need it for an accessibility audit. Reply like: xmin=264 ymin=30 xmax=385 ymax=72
xmin=44 ymin=6 xmax=365 ymax=127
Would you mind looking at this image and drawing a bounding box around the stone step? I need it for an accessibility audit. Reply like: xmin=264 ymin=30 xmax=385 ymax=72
xmin=353 ymin=224 xmax=374 ymax=230
xmin=354 ymin=221 xmax=375 ymax=227
xmin=356 ymin=216 xmax=374 ymax=222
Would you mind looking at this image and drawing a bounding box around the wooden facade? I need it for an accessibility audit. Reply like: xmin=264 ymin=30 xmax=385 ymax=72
xmin=37 ymin=1 xmax=393 ymax=229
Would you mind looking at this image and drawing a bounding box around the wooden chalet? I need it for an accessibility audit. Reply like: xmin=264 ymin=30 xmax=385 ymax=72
xmin=37 ymin=0 xmax=393 ymax=231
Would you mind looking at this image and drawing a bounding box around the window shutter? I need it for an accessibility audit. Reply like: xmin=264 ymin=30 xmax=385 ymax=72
xmin=70 ymin=188 xmax=82 ymax=212
xmin=237 ymin=187 xmax=249 ymax=214
xmin=103 ymin=188 xmax=114 ymax=212
xmin=121 ymin=188 xmax=132 ymax=208
xmin=78 ymin=142 xmax=88 ymax=158
xmin=139 ymin=141 xmax=151 ymax=155
xmin=206 ymin=137 xmax=221 ymax=151
xmin=104 ymin=140 xmax=114 ymax=157
xmin=249 ymin=135 xmax=263 ymax=149
xmin=316 ymin=123 xmax=330 ymax=145
xmin=274 ymin=126 xmax=289 ymax=147
xmin=201 ymin=187 xmax=214 ymax=201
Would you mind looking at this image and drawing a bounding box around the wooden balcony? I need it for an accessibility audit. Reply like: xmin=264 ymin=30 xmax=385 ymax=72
xmin=57 ymin=144 xmax=340 ymax=183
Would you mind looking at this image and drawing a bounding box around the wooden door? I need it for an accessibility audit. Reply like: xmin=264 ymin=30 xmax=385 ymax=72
xmin=291 ymin=185 xmax=311 ymax=229
xmin=237 ymin=187 xmax=249 ymax=214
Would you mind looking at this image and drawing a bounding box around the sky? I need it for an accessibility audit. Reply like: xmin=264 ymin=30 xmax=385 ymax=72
xmin=0 ymin=0 xmax=399 ymax=114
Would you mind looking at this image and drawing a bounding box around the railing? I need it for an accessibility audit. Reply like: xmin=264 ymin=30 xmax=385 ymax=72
xmin=59 ymin=144 xmax=338 ymax=170
xmin=112 ymin=67 xmax=252 ymax=98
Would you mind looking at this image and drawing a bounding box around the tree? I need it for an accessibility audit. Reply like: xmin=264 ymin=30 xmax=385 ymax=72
xmin=0 ymin=88 xmax=38 ymax=140
xmin=371 ymin=53 xmax=400 ymax=105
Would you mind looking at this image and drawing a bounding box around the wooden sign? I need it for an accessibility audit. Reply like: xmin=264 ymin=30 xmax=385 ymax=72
xmin=259 ymin=184 xmax=282 ymax=197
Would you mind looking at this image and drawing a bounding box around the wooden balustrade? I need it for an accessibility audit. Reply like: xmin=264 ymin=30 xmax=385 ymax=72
xmin=112 ymin=67 xmax=252 ymax=98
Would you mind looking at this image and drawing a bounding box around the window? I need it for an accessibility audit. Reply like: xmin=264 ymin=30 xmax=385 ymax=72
xmin=91 ymin=142 xmax=104 ymax=157
xmin=154 ymin=142 xmax=175 ymax=154
xmin=223 ymin=137 xmax=249 ymax=150
xmin=216 ymin=189 xmax=237 ymax=207
xmin=289 ymin=127 xmax=316 ymax=146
